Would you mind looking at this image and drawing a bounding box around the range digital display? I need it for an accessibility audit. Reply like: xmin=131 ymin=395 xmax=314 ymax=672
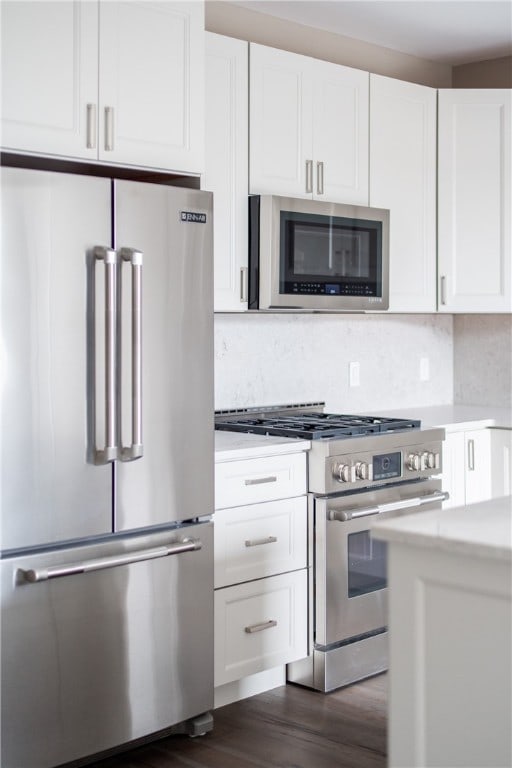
xmin=373 ymin=451 xmax=401 ymax=481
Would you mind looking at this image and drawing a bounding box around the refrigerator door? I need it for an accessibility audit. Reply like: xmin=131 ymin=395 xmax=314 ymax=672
xmin=114 ymin=182 xmax=214 ymax=530
xmin=0 ymin=168 xmax=113 ymax=550
xmin=0 ymin=521 xmax=214 ymax=768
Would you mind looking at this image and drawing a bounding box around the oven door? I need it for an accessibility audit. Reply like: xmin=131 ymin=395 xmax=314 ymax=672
xmin=314 ymin=479 xmax=446 ymax=647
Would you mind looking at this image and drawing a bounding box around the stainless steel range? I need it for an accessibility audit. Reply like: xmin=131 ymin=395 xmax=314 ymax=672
xmin=215 ymin=403 xmax=447 ymax=692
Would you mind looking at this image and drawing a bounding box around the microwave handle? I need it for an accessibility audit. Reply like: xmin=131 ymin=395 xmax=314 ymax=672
xmin=328 ymin=490 xmax=449 ymax=521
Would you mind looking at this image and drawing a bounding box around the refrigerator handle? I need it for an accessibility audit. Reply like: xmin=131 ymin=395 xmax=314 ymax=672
xmin=118 ymin=248 xmax=143 ymax=461
xmin=92 ymin=246 xmax=119 ymax=464
xmin=17 ymin=538 xmax=202 ymax=583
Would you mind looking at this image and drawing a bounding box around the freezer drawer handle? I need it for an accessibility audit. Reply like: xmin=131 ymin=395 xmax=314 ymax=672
xmin=118 ymin=248 xmax=144 ymax=461
xmin=92 ymin=246 xmax=119 ymax=464
xmin=244 ymin=619 xmax=277 ymax=634
xmin=18 ymin=538 xmax=201 ymax=583
xmin=244 ymin=475 xmax=277 ymax=486
xmin=245 ymin=536 xmax=278 ymax=547
xmin=328 ymin=491 xmax=449 ymax=521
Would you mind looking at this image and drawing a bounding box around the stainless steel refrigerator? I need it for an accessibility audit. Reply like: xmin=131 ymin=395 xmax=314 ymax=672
xmin=0 ymin=165 xmax=214 ymax=768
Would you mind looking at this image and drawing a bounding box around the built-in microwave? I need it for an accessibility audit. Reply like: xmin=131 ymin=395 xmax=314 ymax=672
xmin=249 ymin=195 xmax=390 ymax=311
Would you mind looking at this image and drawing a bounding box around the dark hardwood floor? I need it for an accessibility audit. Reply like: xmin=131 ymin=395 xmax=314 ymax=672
xmin=90 ymin=674 xmax=387 ymax=768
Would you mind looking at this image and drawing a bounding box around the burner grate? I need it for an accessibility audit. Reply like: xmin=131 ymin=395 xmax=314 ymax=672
xmin=214 ymin=412 xmax=421 ymax=440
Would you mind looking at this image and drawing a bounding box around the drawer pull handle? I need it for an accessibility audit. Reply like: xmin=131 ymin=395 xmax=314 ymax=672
xmin=244 ymin=619 xmax=277 ymax=634
xmin=244 ymin=476 xmax=277 ymax=486
xmin=245 ymin=536 xmax=278 ymax=548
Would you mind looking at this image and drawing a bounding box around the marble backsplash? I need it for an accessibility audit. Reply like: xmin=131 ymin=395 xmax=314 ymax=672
xmin=454 ymin=315 xmax=512 ymax=408
xmin=214 ymin=313 xmax=454 ymax=413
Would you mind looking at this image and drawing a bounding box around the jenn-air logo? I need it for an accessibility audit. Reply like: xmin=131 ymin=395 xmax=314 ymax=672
xmin=180 ymin=211 xmax=207 ymax=224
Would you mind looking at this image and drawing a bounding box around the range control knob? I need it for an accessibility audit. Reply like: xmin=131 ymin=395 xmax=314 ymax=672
xmin=423 ymin=451 xmax=437 ymax=469
xmin=407 ymin=453 xmax=421 ymax=471
xmin=355 ymin=461 xmax=370 ymax=481
xmin=332 ymin=462 xmax=353 ymax=483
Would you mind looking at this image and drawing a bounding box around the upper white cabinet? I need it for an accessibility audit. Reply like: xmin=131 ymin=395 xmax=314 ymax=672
xmin=205 ymin=32 xmax=249 ymax=312
xmin=1 ymin=1 xmax=205 ymax=174
xmin=1 ymin=1 xmax=98 ymax=160
xmin=438 ymin=89 xmax=511 ymax=313
xmin=370 ymin=75 xmax=437 ymax=312
xmin=249 ymin=43 xmax=369 ymax=204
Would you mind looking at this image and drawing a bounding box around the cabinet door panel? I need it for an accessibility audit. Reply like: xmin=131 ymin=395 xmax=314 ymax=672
xmin=214 ymin=569 xmax=308 ymax=685
xmin=314 ymin=60 xmax=369 ymax=204
xmin=1 ymin=1 xmax=98 ymax=159
xmin=99 ymin=1 xmax=204 ymax=173
xmin=370 ymin=75 xmax=436 ymax=312
xmin=249 ymin=44 xmax=313 ymax=197
xmin=214 ymin=496 xmax=307 ymax=588
xmin=205 ymin=33 xmax=248 ymax=312
xmin=438 ymin=90 xmax=511 ymax=312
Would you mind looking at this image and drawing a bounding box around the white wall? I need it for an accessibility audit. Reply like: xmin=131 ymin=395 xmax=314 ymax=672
xmin=205 ymin=1 xmax=452 ymax=87
xmin=454 ymin=315 xmax=512 ymax=408
xmin=215 ymin=313 xmax=453 ymax=412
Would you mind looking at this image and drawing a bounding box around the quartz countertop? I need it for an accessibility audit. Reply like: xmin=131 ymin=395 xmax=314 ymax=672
xmin=215 ymin=430 xmax=311 ymax=462
xmin=373 ymin=495 xmax=512 ymax=562
xmin=368 ymin=404 xmax=512 ymax=431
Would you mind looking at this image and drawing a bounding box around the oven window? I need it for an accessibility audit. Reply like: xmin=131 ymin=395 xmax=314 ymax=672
xmin=347 ymin=531 xmax=387 ymax=598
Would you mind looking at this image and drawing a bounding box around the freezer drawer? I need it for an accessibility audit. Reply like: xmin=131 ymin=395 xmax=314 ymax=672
xmin=0 ymin=522 xmax=213 ymax=768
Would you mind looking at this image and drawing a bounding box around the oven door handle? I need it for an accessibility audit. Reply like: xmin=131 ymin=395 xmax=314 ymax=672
xmin=328 ymin=490 xmax=449 ymax=521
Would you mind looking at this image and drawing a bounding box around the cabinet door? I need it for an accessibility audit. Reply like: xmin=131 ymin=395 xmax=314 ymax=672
xmin=98 ymin=1 xmax=204 ymax=173
xmin=205 ymin=33 xmax=249 ymax=312
xmin=438 ymin=90 xmax=511 ymax=312
xmin=1 ymin=1 xmax=98 ymax=159
xmin=442 ymin=432 xmax=466 ymax=509
xmin=314 ymin=59 xmax=369 ymax=204
xmin=490 ymin=428 xmax=512 ymax=498
xmin=249 ymin=43 xmax=313 ymax=197
xmin=464 ymin=428 xmax=492 ymax=504
xmin=214 ymin=569 xmax=307 ymax=686
xmin=370 ymin=75 xmax=436 ymax=312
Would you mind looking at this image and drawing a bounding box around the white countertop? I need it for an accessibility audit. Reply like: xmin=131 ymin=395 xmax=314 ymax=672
xmin=215 ymin=430 xmax=311 ymax=462
xmin=373 ymin=495 xmax=512 ymax=562
xmin=369 ymin=404 xmax=512 ymax=431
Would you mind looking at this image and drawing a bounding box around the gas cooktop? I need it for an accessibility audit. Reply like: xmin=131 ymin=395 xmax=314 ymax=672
xmin=214 ymin=405 xmax=420 ymax=441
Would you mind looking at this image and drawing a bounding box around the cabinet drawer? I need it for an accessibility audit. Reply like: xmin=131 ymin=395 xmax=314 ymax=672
xmin=214 ymin=496 xmax=307 ymax=588
xmin=214 ymin=569 xmax=308 ymax=686
xmin=215 ymin=452 xmax=307 ymax=509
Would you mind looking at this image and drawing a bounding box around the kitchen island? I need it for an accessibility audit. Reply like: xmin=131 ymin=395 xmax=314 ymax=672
xmin=373 ymin=496 xmax=511 ymax=768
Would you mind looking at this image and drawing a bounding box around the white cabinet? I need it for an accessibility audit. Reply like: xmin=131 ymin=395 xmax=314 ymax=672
xmin=249 ymin=43 xmax=369 ymax=204
xmin=205 ymin=33 xmax=249 ymax=312
xmin=438 ymin=89 xmax=511 ymax=312
xmin=442 ymin=427 xmax=512 ymax=508
xmin=1 ymin=1 xmax=98 ymax=160
xmin=1 ymin=1 xmax=204 ymax=174
xmin=214 ymin=448 xmax=308 ymax=691
xmin=369 ymin=75 xmax=437 ymax=312
xmin=378 ymin=504 xmax=511 ymax=768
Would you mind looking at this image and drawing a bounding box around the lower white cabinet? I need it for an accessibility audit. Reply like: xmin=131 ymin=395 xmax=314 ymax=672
xmin=214 ymin=496 xmax=307 ymax=588
xmin=214 ymin=446 xmax=309 ymax=693
xmin=214 ymin=569 xmax=308 ymax=686
xmin=442 ymin=427 xmax=512 ymax=508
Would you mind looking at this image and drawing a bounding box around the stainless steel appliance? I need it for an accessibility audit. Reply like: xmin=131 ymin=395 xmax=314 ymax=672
xmin=1 ymin=164 xmax=214 ymax=768
xmin=248 ymin=195 xmax=390 ymax=311
xmin=215 ymin=405 xmax=447 ymax=692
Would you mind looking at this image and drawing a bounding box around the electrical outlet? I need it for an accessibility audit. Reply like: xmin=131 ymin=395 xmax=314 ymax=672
xmin=349 ymin=361 xmax=360 ymax=387
xmin=420 ymin=357 xmax=430 ymax=382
